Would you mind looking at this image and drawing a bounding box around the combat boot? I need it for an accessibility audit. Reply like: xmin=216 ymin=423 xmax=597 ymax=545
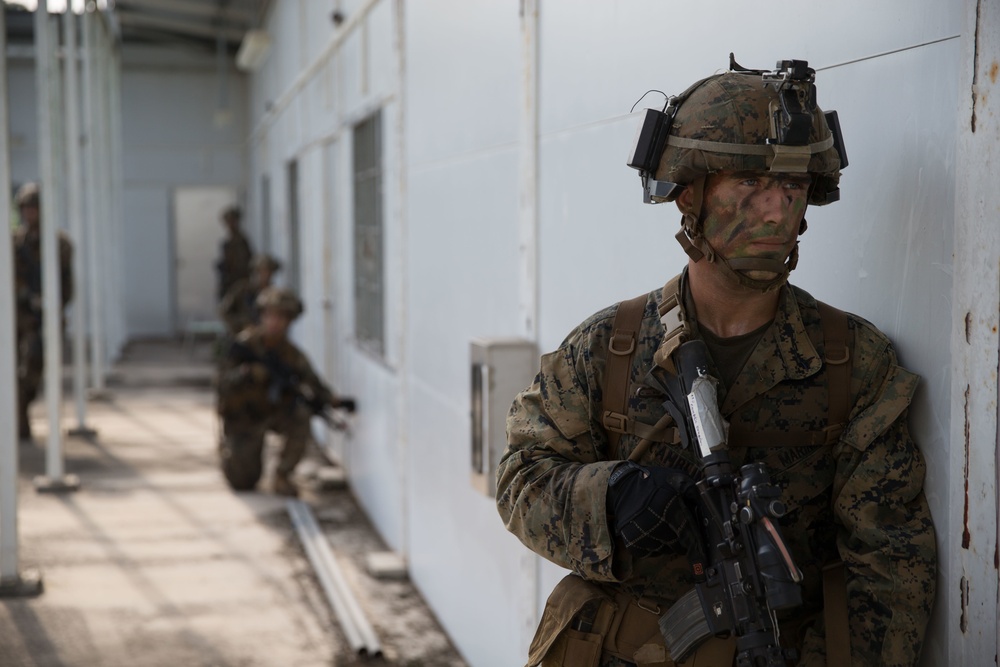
xmin=273 ymin=473 xmax=299 ymax=498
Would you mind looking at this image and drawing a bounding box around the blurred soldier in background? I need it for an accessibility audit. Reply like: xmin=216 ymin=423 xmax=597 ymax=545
xmin=216 ymin=287 xmax=356 ymax=497
xmin=215 ymin=205 xmax=253 ymax=302
xmin=12 ymin=183 xmax=73 ymax=442
xmin=218 ymin=254 xmax=282 ymax=336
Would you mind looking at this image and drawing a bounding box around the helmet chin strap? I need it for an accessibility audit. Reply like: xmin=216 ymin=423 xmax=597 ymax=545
xmin=675 ymin=175 xmax=802 ymax=293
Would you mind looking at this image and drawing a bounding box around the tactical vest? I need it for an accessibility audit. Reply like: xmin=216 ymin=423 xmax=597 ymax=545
xmin=592 ymin=275 xmax=852 ymax=666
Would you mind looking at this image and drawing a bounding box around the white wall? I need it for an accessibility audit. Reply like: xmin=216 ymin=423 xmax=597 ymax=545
xmin=245 ymin=1 xmax=970 ymax=665
xmin=120 ymin=46 xmax=248 ymax=337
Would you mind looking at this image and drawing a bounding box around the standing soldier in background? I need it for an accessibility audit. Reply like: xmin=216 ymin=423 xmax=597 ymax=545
xmin=215 ymin=205 xmax=252 ymax=302
xmin=12 ymin=183 xmax=73 ymax=442
xmin=218 ymin=254 xmax=281 ymax=336
xmin=216 ymin=287 xmax=356 ymax=497
xmin=497 ymin=57 xmax=936 ymax=666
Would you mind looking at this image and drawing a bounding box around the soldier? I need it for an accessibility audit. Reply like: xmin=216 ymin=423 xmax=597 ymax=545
xmin=11 ymin=183 xmax=73 ymax=442
xmin=497 ymin=57 xmax=936 ymax=666
xmin=215 ymin=205 xmax=253 ymax=302
xmin=216 ymin=287 xmax=355 ymax=497
xmin=219 ymin=254 xmax=282 ymax=336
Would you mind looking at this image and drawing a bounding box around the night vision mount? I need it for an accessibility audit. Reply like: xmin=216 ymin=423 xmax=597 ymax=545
xmin=626 ymin=54 xmax=848 ymax=204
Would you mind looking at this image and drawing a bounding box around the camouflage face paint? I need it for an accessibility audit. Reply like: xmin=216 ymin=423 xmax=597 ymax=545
xmin=701 ymin=171 xmax=810 ymax=263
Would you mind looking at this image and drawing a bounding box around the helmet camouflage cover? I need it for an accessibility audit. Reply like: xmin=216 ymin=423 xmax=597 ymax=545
xmin=655 ymin=67 xmax=843 ymax=205
xmin=256 ymin=287 xmax=303 ymax=320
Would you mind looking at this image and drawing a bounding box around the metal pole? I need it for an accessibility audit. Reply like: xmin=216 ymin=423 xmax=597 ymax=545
xmin=0 ymin=2 xmax=43 ymax=598
xmin=82 ymin=8 xmax=108 ymax=399
xmin=108 ymin=43 xmax=125 ymax=361
xmin=63 ymin=9 xmax=95 ymax=439
xmin=34 ymin=0 xmax=79 ymax=494
xmin=92 ymin=13 xmax=114 ymax=399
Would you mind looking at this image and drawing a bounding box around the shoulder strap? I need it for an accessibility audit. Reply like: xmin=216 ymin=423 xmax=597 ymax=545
xmin=816 ymin=300 xmax=853 ymax=662
xmin=602 ymin=293 xmax=648 ymax=453
xmin=816 ymin=300 xmax=852 ymax=435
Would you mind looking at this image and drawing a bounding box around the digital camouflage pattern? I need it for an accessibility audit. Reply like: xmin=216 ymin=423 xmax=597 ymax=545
xmin=656 ymin=71 xmax=842 ymax=206
xmin=497 ymin=272 xmax=936 ymax=667
xmin=12 ymin=224 xmax=74 ymax=437
xmin=216 ymin=326 xmax=334 ymax=489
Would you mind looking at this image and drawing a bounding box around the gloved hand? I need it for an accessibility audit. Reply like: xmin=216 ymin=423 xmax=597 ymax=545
xmin=607 ymin=461 xmax=705 ymax=561
xmin=332 ymin=397 xmax=357 ymax=413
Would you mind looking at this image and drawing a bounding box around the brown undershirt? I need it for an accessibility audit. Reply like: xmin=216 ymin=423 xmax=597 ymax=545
xmin=698 ymin=320 xmax=771 ymax=390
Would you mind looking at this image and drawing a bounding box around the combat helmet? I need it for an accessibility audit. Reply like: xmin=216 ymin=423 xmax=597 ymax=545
xmin=627 ymin=54 xmax=848 ymax=291
xmin=14 ymin=182 xmax=40 ymax=208
xmin=256 ymin=287 xmax=303 ymax=320
xmin=251 ymin=254 xmax=283 ymax=274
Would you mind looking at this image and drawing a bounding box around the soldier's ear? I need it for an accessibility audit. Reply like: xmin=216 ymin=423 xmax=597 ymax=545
xmin=675 ymin=186 xmax=694 ymax=216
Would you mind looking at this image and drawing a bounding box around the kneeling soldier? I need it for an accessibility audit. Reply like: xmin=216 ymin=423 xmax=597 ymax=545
xmin=216 ymin=287 xmax=355 ymax=496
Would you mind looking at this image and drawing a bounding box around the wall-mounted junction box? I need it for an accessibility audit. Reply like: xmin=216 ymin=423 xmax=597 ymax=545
xmin=469 ymin=338 xmax=538 ymax=497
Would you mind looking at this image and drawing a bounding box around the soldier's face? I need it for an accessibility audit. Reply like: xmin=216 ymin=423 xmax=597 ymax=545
xmin=19 ymin=203 xmax=39 ymax=227
xmin=261 ymin=309 xmax=291 ymax=340
xmin=699 ymin=170 xmax=809 ymax=278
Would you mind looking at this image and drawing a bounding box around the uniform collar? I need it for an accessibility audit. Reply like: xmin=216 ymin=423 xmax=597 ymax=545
xmin=718 ymin=285 xmax=823 ymax=415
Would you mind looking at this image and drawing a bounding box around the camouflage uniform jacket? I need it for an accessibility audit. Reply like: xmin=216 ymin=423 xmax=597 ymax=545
xmin=12 ymin=225 xmax=74 ymax=333
xmin=217 ymin=326 xmax=334 ymax=420
xmin=217 ymin=230 xmax=253 ymax=300
xmin=497 ymin=273 xmax=936 ymax=666
xmin=218 ymin=279 xmax=261 ymax=336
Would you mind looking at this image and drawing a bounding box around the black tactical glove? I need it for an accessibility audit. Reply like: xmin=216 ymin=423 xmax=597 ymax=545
xmin=332 ymin=397 xmax=357 ymax=413
xmin=607 ymin=461 xmax=705 ymax=561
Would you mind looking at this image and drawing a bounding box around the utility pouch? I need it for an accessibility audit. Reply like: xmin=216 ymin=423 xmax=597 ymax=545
xmin=527 ymin=574 xmax=616 ymax=667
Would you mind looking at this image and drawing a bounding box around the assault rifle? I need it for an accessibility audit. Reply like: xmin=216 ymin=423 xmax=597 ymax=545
xmin=649 ymin=340 xmax=803 ymax=667
xmin=229 ymin=340 xmax=355 ymax=430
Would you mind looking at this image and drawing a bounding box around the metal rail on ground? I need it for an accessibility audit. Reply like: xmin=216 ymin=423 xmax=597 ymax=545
xmin=286 ymin=499 xmax=383 ymax=658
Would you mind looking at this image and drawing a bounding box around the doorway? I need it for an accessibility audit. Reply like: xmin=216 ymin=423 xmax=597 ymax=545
xmin=172 ymin=185 xmax=238 ymax=333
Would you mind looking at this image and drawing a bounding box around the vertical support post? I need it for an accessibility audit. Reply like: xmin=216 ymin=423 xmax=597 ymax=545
xmin=34 ymin=0 xmax=79 ymax=494
xmin=951 ymin=0 xmax=1000 ymax=664
xmin=63 ymin=9 xmax=95 ymax=439
xmin=517 ymin=0 xmax=541 ymax=659
xmin=107 ymin=39 xmax=125 ymax=361
xmin=0 ymin=1 xmax=43 ymax=598
xmin=82 ymin=8 xmax=108 ymax=400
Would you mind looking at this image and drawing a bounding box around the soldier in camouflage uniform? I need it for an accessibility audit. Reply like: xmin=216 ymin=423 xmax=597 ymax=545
xmin=497 ymin=58 xmax=935 ymax=667
xmin=216 ymin=287 xmax=355 ymax=497
xmin=218 ymin=254 xmax=282 ymax=336
xmin=215 ymin=205 xmax=253 ymax=302
xmin=11 ymin=183 xmax=74 ymax=442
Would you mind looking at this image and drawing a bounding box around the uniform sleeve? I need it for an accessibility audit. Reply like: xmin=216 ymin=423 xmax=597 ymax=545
xmin=296 ymin=352 xmax=335 ymax=407
xmin=831 ymin=335 xmax=936 ymax=667
xmin=496 ymin=336 xmax=623 ymax=582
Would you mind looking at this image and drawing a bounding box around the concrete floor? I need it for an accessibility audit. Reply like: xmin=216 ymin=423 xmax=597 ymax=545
xmin=0 ymin=340 xmax=467 ymax=667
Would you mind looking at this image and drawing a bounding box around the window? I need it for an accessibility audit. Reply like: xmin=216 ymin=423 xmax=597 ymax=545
xmin=353 ymin=111 xmax=384 ymax=355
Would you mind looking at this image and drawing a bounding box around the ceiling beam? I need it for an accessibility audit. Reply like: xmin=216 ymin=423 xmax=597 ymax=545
xmin=116 ymin=0 xmax=254 ymax=25
xmin=117 ymin=11 xmax=245 ymax=43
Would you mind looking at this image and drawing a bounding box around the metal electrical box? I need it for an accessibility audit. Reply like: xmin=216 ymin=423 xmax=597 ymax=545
xmin=470 ymin=338 xmax=538 ymax=496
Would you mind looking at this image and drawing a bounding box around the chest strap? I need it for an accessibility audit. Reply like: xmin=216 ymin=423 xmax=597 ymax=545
xmin=602 ymin=293 xmax=649 ymax=454
xmin=603 ymin=287 xmax=854 ymax=453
